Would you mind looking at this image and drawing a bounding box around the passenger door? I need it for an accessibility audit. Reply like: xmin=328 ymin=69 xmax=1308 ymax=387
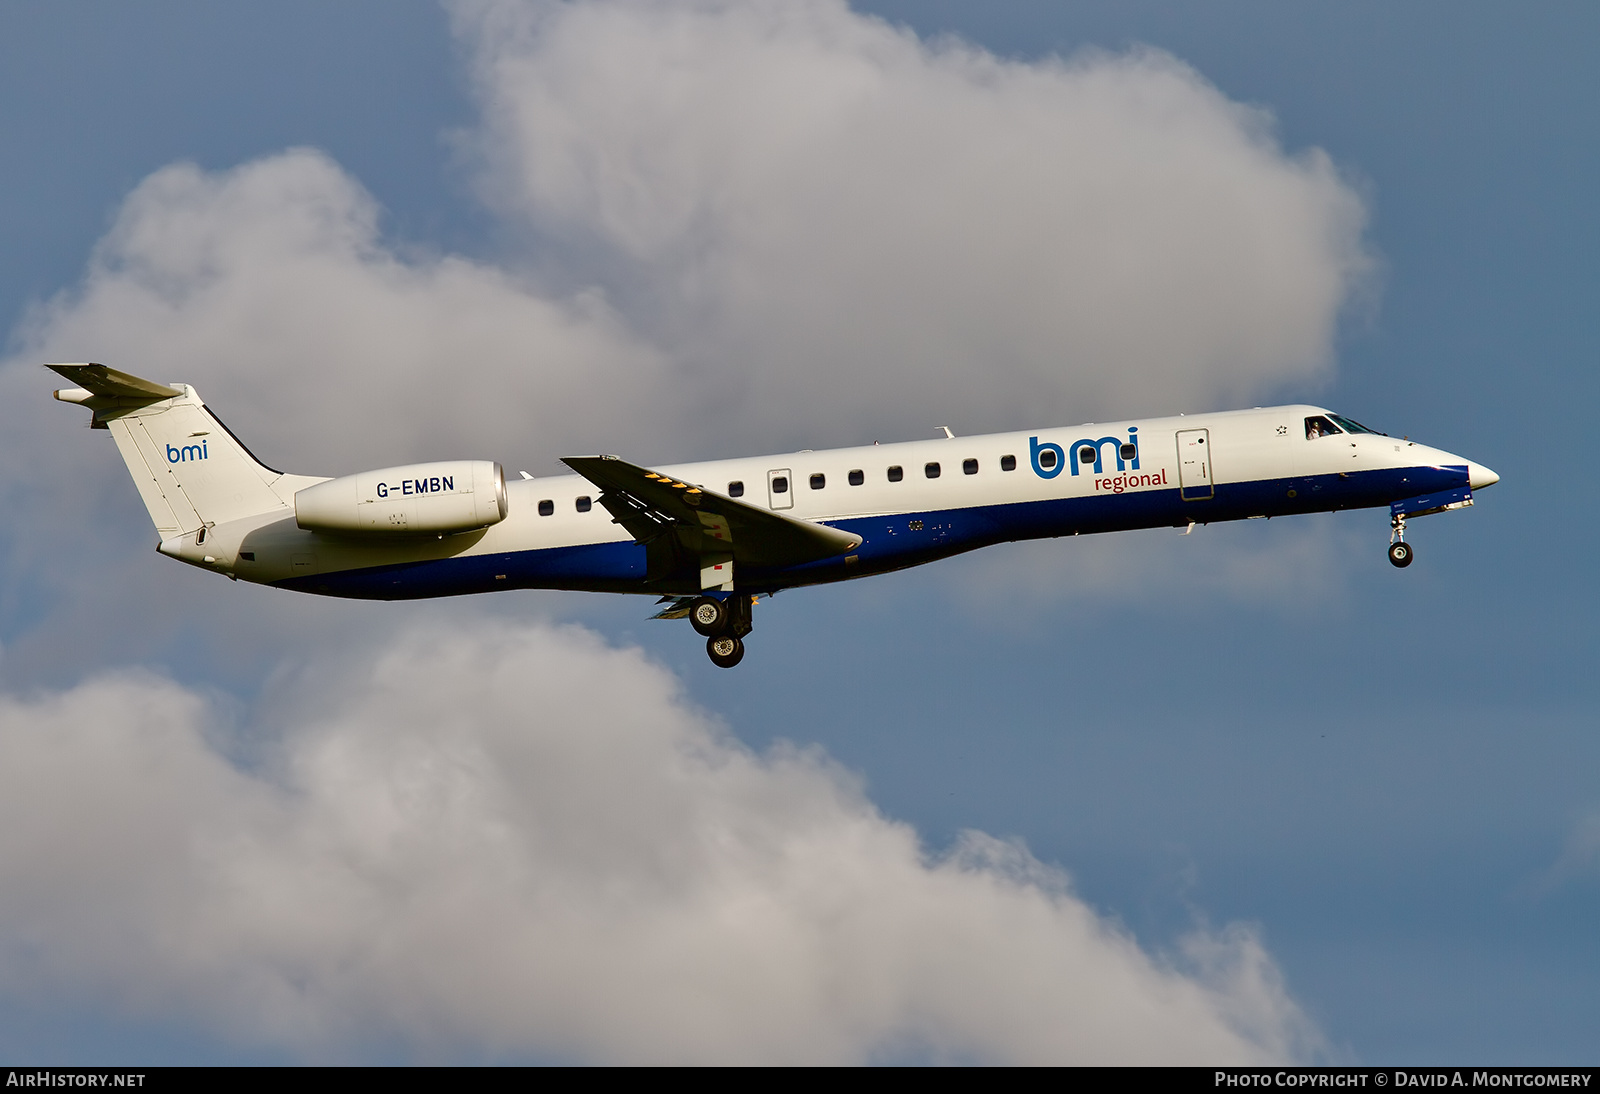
xmin=1176 ymin=429 xmax=1214 ymax=501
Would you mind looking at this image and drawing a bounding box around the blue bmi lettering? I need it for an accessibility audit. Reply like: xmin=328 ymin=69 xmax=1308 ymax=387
xmin=1029 ymin=436 xmax=1065 ymax=479
xmin=165 ymin=440 xmax=208 ymax=463
xmin=1068 ymin=431 xmax=1138 ymax=476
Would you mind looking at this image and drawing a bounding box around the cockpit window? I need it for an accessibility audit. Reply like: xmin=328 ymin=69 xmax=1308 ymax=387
xmin=1328 ymin=414 xmax=1382 ymax=435
xmin=1304 ymin=415 xmax=1342 ymax=439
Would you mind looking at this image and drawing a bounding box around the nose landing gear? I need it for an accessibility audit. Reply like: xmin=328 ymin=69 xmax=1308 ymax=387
xmin=691 ymin=594 xmax=755 ymax=668
xmin=1388 ymin=513 xmax=1414 ymax=568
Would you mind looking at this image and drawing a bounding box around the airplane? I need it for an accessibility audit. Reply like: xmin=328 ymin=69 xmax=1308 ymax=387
xmin=48 ymin=363 xmax=1499 ymax=668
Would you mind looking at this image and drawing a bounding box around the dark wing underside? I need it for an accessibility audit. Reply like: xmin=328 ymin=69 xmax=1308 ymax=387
xmin=47 ymin=363 xmax=183 ymax=400
xmin=562 ymin=455 xmax=861 ymax=591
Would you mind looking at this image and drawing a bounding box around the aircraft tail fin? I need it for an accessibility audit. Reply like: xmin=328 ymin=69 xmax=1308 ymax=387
xmin=48 ymin=363 xmax=301 ymax=537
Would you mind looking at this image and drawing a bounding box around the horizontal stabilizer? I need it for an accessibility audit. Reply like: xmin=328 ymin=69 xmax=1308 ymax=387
xmin=564 ymin=455 xmax=861 ymax=573
xmin=47 ymin=363 xmax=182 ymax=402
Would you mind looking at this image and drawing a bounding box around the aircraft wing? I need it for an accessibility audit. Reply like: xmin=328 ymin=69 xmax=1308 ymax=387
xmin=562 ymin=455 xmax=861 ymax=580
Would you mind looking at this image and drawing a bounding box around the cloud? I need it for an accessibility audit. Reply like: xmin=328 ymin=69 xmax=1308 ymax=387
xmin=943 ymin=513 xmax=1368 ymax=624
xmin=0 ymin=619 xmax=1315 ymax=1063
xmin=0 ymin=4 xmax=1364 ymax=1059
xmin=0 ymin=0 xmax=1375 ymax=658
xmin=10 ymin=150 xmax=673 ymax=475
xmin=459 ymin=0 xmax=1371 ymax=442
xmin=0 ymin=149 xmax=669 ymax=678
xmin=10 ymin=0 xmax=1371 ymax=475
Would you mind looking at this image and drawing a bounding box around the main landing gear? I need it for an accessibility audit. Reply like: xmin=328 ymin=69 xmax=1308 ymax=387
xmin=1388 ymin=513 xmax=1414 ymax=568
xmin=707 ymin=634 xmax=744 ymax=669
xmin=691 ymin=594 xmax=755 ymax=668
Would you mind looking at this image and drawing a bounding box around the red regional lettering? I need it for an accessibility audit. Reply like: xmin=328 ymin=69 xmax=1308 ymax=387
xmin=1094 ymin=469 xmax=1169 ymax=494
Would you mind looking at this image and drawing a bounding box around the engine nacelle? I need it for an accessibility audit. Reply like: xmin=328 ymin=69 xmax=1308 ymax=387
xmin=295 ymin=461 xmax=508 ymax=535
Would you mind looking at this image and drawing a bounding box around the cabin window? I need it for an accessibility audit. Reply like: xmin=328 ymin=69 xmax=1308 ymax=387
xmin=1304 ymin=415 xmax=1342 ymax=440
xmin=1080 ymin=446 xmax=1098 ymax=465
xmin=1119 ymin=443 xmax=1137 ymax=461
xmin=728 ymin=480 xmax=744 ymax=497
xmin=1039 ymin=449 xmax=1058 ymax=470
xmin=810 ymin=473 xmax=826 ymax=490
xmin=887 ymin=465 xmax=904 ymax=482
xmin=771 ymin=476 xmax=789 ymax=494
xmin=538 ymin=499 xmax=554 ymax=516
xmin=963 ymin=458 xmax=978 ymax=475
xmin=576 ymin=495 xmax=592 ymax=512
xmin=925 ymin=462 xmax=941 ymax=479
xmin=1000 ymin=454 xmax=1017 ymax=472
xmin=848 ymin=469 xmax=864 ymax=486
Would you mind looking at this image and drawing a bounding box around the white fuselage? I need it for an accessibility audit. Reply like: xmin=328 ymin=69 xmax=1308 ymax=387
xmin=155 ymin=404 xmax=1495 ymax=600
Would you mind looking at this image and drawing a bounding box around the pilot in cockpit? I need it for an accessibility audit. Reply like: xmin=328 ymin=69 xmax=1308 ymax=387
xmin=1305 ymin=416 xmax=1339 ymax=439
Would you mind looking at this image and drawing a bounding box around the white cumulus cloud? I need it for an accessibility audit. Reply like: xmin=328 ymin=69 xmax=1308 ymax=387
xmin=0 ymin=4 xmax=1372 ymax=1057
xmin=459 ymin=0 xmax=1371 ymax=442
xmin=0 ymin=620 xmax=1316 ymax=1063
xmin=0 ymin=0 xmax=1376 ymax=643
xmin=11 ymin=0 xmax=1371 ymax=477
xmin=12 ymin=150 xmax=673 ymax=475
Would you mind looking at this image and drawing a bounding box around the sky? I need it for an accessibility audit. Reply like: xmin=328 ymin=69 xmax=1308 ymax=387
xmin=0 ymin=0 xmax=1595 ymax=1065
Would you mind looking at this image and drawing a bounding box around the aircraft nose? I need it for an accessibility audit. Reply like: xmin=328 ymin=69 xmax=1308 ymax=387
xmin=1469 ymin=462 xmax=1500 ymax=490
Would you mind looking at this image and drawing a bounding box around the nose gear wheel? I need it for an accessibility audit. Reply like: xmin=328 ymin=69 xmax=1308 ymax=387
xmin=1388 ymin=513 xmax=1414 ymax=567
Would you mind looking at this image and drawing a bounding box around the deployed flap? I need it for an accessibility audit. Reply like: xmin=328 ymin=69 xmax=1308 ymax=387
xmin=563 ymin=455 xmax=861 ymax=576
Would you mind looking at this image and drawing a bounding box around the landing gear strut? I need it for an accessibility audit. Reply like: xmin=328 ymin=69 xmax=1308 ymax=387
xmin=1388 ymin=513 xmax=1414 ymax=568
xmin=693 ymin=594 xmax=754 ymax=667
